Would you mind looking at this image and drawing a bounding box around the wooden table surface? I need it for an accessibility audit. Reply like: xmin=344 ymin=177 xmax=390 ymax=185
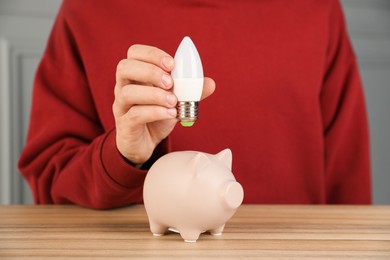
xmin=0 ymin=205 xmax=389 ymax=259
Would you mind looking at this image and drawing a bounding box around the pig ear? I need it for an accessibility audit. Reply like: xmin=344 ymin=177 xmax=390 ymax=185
xmin=216 ymin=149 xmax=232 ymax=170
xmin=191 ymin=153 xmax=210 ymax=174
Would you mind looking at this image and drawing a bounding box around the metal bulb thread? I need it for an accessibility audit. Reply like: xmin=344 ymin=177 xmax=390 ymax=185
xmin=176 ymin=101 xmax=198 ymax=126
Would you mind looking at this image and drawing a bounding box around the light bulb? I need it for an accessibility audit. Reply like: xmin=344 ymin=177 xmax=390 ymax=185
xmin=171 ymin=36 xmax=204 ymax=127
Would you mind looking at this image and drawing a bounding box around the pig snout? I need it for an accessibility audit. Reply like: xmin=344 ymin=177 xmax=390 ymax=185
xmin=222 ymin=181 xmax=244 ymax=210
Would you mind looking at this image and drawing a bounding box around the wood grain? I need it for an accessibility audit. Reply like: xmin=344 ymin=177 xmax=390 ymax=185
xmin=0 ymin=205 xmax=389 ymax=259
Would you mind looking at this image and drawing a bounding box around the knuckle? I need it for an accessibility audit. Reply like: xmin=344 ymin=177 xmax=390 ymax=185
xmin=116 ymin=59 xmax=128 ymax=81
xmin=127 ymin=108 xmax=142 ymax=123
xmin=117 ymin=88 xmax=131 ymax=106
xmin=121 ymin=88 xmax=132 ymax=104
xmin=116 ymin=59 xmax=127 ymax=72
xmin=127 ymin=44 xmax=139 ymax=58
xmin=146 ymin=46 xmax=159 ymax=57
xmin=112 ymin=102 xmax=119 ymax=118
xmin=114 ymin=86 xmax=123 ymax=103
xmin=114 ymin=86 xmax=133 ymax=109
xmin=114 ymin=85 xmax=120 ymax=97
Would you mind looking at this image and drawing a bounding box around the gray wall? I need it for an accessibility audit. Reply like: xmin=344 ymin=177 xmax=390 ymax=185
xmin=342 ymin=0 xmax=390 ymax=204
xmin=0 ymin=0 xmax=389 ymax=204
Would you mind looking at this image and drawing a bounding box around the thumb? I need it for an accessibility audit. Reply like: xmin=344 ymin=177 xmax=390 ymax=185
xmin=201 ymin=77 xmax=216 ymax=100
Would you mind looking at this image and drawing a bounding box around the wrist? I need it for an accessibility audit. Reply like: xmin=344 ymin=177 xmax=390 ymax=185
xmin=120 ymin=154 xmax=144 ymax=169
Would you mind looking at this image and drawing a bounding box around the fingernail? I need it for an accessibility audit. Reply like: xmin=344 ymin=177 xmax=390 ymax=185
xmin=162 ymin=74 xmax=172 ymax=88
xmin=166 ymin=94 xmax=176 ymax=105
xmin=162 ymin=56 xmax=174 ymax=69
xmin=167 ymin=108 xmax=177 ymax=117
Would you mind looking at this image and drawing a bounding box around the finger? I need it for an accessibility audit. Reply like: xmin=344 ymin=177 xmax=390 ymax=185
xmin=116 ymin=59 xmax=173 ymax=89
xmin=127 ymin=44 xmax=174 ymax=72
xmin=123 ymin=105 xmax=178 ymax=126
xmin=201 ymin=77 xmax=216 ymax=100
xmin=113 ymin=84 xmax=177 ymax=116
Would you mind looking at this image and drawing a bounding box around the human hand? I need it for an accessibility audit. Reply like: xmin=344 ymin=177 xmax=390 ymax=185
xmin=113 ymin=45 xmax=215 ymax=164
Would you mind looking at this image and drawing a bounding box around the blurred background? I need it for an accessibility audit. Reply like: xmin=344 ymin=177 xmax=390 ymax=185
xmin=0 ymin=0 xmax=389 ymax=204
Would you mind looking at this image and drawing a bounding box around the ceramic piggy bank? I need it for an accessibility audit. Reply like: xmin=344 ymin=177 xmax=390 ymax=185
xmin=143 ymin=149 xmax=244 ymax=242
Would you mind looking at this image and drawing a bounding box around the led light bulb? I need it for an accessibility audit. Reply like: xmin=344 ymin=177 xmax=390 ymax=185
xmin=171 ymin=36 xmax=204 ymax=127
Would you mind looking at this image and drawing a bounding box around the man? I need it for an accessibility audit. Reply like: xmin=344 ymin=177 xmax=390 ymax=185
xmin=19 ymin=0 xmax=371 ymax=209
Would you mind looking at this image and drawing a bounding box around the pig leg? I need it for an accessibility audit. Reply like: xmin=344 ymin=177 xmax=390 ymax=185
xmin=209 ymin=224 xmax=225 ymax=236
xmin=179 ymin=229 xmax=201 ymax=243
xmin=149 ymin=219 xmax=168 ymax=236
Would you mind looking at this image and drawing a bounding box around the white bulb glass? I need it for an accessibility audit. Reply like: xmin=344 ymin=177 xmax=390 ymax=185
xmin=171 ymin=36 xmax=204 ymax=127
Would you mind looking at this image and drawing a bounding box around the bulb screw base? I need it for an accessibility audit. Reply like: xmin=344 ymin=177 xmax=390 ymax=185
xmin=177 ymin=101 xmax=198 ymax=127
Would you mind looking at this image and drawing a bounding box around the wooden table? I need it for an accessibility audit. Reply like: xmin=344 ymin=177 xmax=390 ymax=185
xmin=0 ymin=205 xmax=389 ymax=259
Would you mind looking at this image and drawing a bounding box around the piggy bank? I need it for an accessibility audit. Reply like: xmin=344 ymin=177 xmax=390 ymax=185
xmin=143 ymin=149 xmax=244 ymax=242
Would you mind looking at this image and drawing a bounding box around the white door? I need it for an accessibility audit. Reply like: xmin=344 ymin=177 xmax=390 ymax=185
xmin=0 ymin=0 xmax=62 ymax=204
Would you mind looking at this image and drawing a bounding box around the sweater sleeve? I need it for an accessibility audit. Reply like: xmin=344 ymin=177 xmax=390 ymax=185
xmin=18 ymin=3 xmax=167 ymax=209
xmin=321 ymin=0 xmax=372 ymax=204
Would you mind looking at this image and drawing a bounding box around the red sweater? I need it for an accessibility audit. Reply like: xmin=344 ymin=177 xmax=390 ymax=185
xmin=19 ymin=0 xmax=371 ymax=209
